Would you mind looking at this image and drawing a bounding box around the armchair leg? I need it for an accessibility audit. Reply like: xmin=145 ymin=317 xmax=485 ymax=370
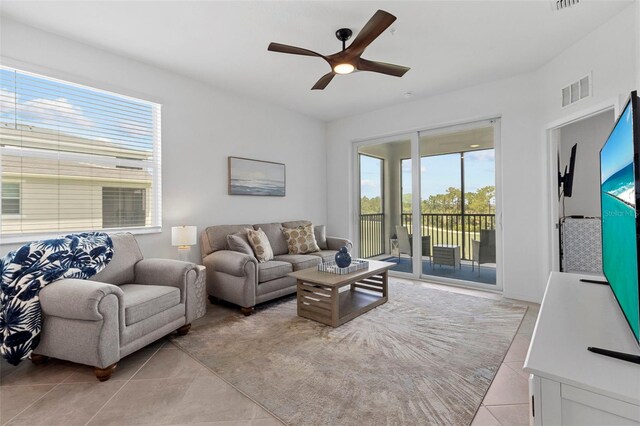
xmin=240 ymin=306 xmax=255 ymax=316
xmin=176 ymin=323 xmax=191 ymax=336
xmin=95 ymin=363 xmax=117 ymax=382
xmin=30 ymin=354 xmax=48 ymax=365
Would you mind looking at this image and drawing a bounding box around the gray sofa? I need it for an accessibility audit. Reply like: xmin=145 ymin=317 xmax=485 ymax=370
xmin=201 ymin=220 xmax=351 ymax=315
xmin=33 ymin=233 xmax=202 ymax=381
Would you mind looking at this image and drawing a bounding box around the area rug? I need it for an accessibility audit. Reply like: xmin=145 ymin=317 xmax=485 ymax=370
xmin=172 ymin=281 xmax=527 ymax=426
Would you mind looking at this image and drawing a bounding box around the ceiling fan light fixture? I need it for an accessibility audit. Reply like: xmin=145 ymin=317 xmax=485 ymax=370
xmin=333 ymin=63 xmax=355 ymax=74
xmin=268 ymin=10 xmax=409 ymax=90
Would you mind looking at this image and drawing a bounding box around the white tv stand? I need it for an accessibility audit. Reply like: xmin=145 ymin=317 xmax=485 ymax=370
xmin=524 ymin=272 xmax=640 ymax=425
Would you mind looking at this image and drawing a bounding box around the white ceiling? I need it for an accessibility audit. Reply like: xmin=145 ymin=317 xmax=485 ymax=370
xmin=0 ymin=0 xmax=633 ymax=122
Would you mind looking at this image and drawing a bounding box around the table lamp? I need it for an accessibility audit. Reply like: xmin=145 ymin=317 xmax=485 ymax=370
xmin=171 ymin=225 xmax=197 ymax=261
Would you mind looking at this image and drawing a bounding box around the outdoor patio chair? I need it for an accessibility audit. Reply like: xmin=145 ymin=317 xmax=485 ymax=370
xmin=395 ymin=225 xmax=431 ymax=263
xmin=472 ymin=229 xmax=496 ymax=274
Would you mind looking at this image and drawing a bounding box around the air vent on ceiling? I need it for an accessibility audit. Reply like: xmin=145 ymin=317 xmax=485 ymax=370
xmin=562 ymin=74 xmax=591 ymax=108
xmin=554 ymin=0 xmax=580 ymax=11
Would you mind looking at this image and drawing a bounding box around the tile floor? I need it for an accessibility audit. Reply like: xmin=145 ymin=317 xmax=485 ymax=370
xmin=0 ymin=279 xmax=539 ymax=426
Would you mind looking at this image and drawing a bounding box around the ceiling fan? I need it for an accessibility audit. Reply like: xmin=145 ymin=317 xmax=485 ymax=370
xmin=267 ymin=9 xmax=410 ymax=90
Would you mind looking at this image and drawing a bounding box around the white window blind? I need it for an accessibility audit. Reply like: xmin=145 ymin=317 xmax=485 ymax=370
xmin=0 ymin=66 xmax=162 ymax=241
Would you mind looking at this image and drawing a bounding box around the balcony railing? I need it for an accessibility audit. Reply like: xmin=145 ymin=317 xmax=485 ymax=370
xmin=359 ymin=212 xmax=495 ymax=260
xmin=401 ymin=213 xmax=495 ymax=260
xmin=360 ymin=213 xmax=385 ymax=259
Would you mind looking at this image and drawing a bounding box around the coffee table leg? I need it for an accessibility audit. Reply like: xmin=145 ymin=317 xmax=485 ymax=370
xmin=382 ymin=271 xmax=388 ymax=299
xmin=296 ymin=279 xmax=302 ymax=317
xmin=331 ymin=286 xmax=339 ymax=327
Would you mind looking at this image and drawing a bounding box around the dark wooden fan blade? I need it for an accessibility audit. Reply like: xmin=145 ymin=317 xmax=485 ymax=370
xmin=347 ymin=10 xmax=397 ymax=56
xmin=268 ymin=42 xmax=325 ymax=58
xmin=311 ymin=73 xmax=335 ymax=90
xmin=357 ymin=58 xmax=410 ymax=77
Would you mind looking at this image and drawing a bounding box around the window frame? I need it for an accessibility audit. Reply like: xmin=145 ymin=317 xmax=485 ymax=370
xmin=0 ymin=65 xmax=162 ymax=244
xmin=101 ymin=187 xmax=148 ymax=229
xmin=1 ymin=182 xmax=21 ymax=216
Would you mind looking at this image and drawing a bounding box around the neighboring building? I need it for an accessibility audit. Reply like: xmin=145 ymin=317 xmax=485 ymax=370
xmin=1 ymin=125 xmax=154 ymax=236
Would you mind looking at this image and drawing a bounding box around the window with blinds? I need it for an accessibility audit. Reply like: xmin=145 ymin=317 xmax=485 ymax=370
xmin=0 ymin=66 xmax=162 ymax=241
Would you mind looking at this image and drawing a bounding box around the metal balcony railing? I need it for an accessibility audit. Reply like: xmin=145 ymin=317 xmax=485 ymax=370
xmin=359 ymin=212 xmax=495 ymax=260
xmin=401 ymin=213 xmax=495 ymax=260
xmin=359 ymin=213 xmax=385 ymax=259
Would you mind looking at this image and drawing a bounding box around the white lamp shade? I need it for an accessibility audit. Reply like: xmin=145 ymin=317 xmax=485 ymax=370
xmin=172 ymin=226 xmax=197 ymax=247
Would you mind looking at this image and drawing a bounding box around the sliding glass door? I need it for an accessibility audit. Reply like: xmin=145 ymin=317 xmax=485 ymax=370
xmin=419 ymin=121 xmax=499 ymax=289
xmin=354 ymin=120 xmax=501 ymax=290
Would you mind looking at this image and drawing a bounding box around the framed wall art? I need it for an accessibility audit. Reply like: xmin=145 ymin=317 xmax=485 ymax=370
xmin=228 ymin=157 xmax=286 ymax=196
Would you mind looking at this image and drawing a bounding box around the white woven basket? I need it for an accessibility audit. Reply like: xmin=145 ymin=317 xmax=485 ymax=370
xmin=317 ymin=259 xmax=369 ymax=275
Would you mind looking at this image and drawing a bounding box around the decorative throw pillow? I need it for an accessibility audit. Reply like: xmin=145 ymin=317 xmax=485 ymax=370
xmin=246 ymin=228 xmax=274 ymax=263
xmin=314 ymin=225 xmax=328 ymax=250
xmin=226 ymin=231 xmax=254 ymax=257
xmin=282 ymin=224 xmax=320 ymax=255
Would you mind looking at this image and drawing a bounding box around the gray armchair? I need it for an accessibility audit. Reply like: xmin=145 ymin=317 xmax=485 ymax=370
xmin=33 ymin=233 xmax=202 ymax=381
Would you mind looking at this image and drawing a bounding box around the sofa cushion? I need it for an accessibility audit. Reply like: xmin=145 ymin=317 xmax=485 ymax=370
xmin=282 ymin=225 xmax=319 ymax=254
xmin=203 ymin=224 xmax=253 ymax=256
xmin=226 ymin=231 xmax=254 ymax=257
xmin=273 ymin=254 xmax=322 ymax=271
xmin=253 ymin=222 xmax=288 ymax=255
xmin=247 ymin=228 xmax=274 ymax=263
xmin=92 ymin=233 xmax=143 ymax=286
xmin=309 ymin=250 xmax=338 ymax=263
xmin=258 ymin=261 xmax=293 ymax=283
xmin=314 ymin=225 xmax=328 ymax=250
xmin=120 ymin=284 xmax=181 ymax=326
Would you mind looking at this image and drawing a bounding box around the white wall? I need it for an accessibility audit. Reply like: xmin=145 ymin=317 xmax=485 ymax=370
xmin=536 ymin=4 xmax=637 ymax=292
xmin=328 ymin=73 xmax=540 ymax=301
xmin=559 ymin=110 xmax=614 ymax=218
xmin=0 ymin=18 xmax=327 ymax=262
xmin=327 ymin=4 xmax=637 ymax=303
xmin=536 ymin=4 xmax=637 ymax=125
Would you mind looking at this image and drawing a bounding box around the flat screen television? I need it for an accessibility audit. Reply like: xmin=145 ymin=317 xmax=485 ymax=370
xmin=600 ymin=90 xmax=640 ymax=345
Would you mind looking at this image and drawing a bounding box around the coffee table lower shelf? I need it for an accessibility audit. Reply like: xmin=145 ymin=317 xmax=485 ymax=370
xmin=295 ymin=270 xmax=389 ymax=327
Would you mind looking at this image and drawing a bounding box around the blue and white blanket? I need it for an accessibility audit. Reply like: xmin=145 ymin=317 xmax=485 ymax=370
xmin=0 ymin=232 xmax=113 ymax=365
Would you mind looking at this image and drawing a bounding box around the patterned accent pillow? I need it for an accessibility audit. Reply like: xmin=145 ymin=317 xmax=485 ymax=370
xmin=282 ymin=224 xmax=320 ymax=255
xmin=246 ymin=228 xmax=274 ymax=263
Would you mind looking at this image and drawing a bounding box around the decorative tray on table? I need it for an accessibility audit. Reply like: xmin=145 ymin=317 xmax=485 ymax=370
xmin=317 ymin=259 xmax=369 ymax=275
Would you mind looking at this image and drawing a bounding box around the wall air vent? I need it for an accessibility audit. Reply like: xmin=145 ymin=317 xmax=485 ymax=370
xmin=562 ymin=74 xmax=591 ymax=108
xmin=554 ymin=0 xmax=579 ymax=11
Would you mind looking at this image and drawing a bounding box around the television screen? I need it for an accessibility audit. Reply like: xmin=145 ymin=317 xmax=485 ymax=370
xmin=600 ymin=92 xmax=640 ymax=344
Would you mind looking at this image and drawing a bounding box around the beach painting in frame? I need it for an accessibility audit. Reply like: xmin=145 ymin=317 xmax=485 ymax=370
xmin=228 ymin=157 xmax=286 ymax=196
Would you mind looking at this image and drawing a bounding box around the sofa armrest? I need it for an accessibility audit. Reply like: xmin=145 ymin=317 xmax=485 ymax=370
xmin=202 ymin=250 xmax=257 ymax=278
xmin=326 ymin=237 xmax=353 ymax=251
xmin=40 ymin=279 xmax=124 ymax=321
xmin=134 ymin=259 xmax=198 ymax=303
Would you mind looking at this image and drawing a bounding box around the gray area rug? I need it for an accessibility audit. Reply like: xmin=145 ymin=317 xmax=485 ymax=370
xmin=172 ymin=282 xmax=527 ymax=426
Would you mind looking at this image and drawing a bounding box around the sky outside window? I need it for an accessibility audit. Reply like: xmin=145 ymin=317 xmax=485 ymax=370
xmin=397 ymin=150 xmax=495 ymax=200
xmin=0 ymin=67 xmax=154 ymax=151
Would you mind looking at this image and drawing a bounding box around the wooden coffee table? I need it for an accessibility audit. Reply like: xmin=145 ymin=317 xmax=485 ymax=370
xmin=288 ymin=260 xmax=394 ymax=327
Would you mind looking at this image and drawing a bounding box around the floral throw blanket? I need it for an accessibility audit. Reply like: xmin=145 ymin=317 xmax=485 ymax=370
xmin=0 ymin=232 xmax=113 ymax=365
